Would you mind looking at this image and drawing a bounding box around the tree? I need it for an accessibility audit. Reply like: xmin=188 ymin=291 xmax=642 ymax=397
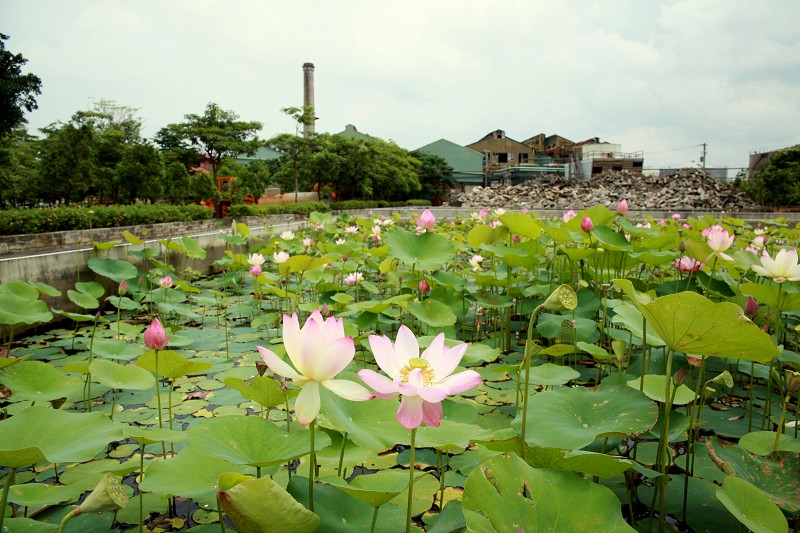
xmin=156 ymin=103 xmax=262 ymax=181
xmin=741 ymin=146 xmax=800 ymax=207
xmin=38 ymin=117 xmax=96 ymax=205
xmin=410 ymin=151 xmax=455 ymax=202
xmin=0 ymin=34 xmax=42 ymax=137
xmin=0 ymin=128 xmax=40 ymax=207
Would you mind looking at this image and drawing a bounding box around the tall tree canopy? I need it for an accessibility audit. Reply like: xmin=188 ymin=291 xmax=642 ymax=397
xmin=156 ymin=103 xmax=262 ymax=180
xmin=0 ymin=34 xmax=42 ymax=137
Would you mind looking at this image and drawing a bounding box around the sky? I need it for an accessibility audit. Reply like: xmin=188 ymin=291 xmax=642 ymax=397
xmin=4 ymin=0 xmax=800 ymax=172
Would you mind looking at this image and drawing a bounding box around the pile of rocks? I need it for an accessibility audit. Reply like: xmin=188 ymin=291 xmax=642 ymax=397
xmin=453 ymin=169 xmax=755 ymax=211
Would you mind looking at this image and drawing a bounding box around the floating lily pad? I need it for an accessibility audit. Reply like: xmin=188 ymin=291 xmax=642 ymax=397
xmin=716 ymin=475 xmax=788 ymax=533
xmin=0 ymin=360 xmax=84 ymax=402
xmin=89 ymin=359 xmax=155 ymax=390
xmin=528 ymin=363 xmax=580 ymax=386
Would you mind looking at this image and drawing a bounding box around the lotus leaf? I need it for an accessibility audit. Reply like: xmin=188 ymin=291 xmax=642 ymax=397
xmin=0 ymin=360 xmax=84 ymax=402
xmin=716 ymin=475 xmax=789 ymax=533
xmin=87 ymin=257 xmax=139 ymax=283
xmin=385 ymin=227 xmax=455 ymax=271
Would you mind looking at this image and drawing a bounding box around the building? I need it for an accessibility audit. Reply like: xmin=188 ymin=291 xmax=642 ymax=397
xmin=415 ymin=138 xmax=484 ymax=193
xmin=233 ymin=146 xmax=284 ymax=165
xmin=566 ymin=141 xmax=644 ymax=179
xmin=335 ymin=124 xmax=373 ymax=141
xmin=466 ymin=130 xmax=536 ymax=172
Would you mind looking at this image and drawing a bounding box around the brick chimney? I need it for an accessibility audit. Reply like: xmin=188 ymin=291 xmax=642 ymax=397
xmin=302 ymin=62 xmax=315 ymax=138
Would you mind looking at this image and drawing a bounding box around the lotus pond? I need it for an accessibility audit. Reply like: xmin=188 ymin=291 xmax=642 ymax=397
xmin=1 ymin=205 xmax=799 ymax=533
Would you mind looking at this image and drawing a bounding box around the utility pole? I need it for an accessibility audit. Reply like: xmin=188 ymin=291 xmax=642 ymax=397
xmin=701 ymin=143 xmax=707 ymax=168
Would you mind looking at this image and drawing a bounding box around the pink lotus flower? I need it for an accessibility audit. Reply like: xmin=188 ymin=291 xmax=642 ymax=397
xmin=671 ymin=213 xmax=682 ymax=220
xmin=580 ymin=217 xmax=594 ymax=233
xmin=118 ymin=279 xmax=128 ymax=296
xmin=158 ymin=275 xmax=173 ymax=289
xmin=250 ymin=264 xmax=262 ymax=276
xmin=302 ymin=238 xmax=314 ymax=248
xmin=705 ymin=226 xmax=735 ymax=261
xmin=345 ymin=272 xmax=363 ymax=286
xmin=745 ymin=296 xmax=759 ymax=318
xmin=616 ymin=199 xmax=629 ymax=216
xmin=418 ymin=279 xmax=430 ymax=294
xmin=562 ymin=209 xmax=577 ymax=222
xmin=257 ymin=311 xmax=373 ymax=426
xmin=144 ymin=317 xmax=170 ymax=350
xmin=417 ymin=209 xmax=436 ymax=230
xmin=751 ymin=248 xmax=800 ymax=283
xmin=358 ymin=326 xmax=481 ymax=429
xmin=674 ymin=256 xmax=705 ymax=272
xmin=344 ymin=226 xmax=359 ymax=234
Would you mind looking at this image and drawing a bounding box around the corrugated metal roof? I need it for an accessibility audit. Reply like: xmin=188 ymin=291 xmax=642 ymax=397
xmin=415 ymin=138 xmax=483 ymax=174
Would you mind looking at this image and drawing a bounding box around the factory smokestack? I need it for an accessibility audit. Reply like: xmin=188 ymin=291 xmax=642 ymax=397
xmin=302 ymin=62 xmax=315 ymax=138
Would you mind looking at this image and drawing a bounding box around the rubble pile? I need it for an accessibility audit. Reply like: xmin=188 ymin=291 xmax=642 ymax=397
xmin=453 ymin=169 xmax=755 ymax=211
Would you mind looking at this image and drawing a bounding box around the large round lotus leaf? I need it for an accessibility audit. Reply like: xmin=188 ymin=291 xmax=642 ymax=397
xmin=123 ymin=426 xmax=188 ymax=446
xmin=523 ymin=447 xmax=636 ymax=478
xmin=279 ymin=254 xmax=333 ymax=277
xmin=0 ymin=445 xmax=47 ymax=469
xmin=316 ymin=389 xmax=410 ymax=450
xmin=140 ymin=447 xmax=250 ymax=507
xmin=609 ymin=301 xmax=666 ymax=346
xmin=385 ymin=227 xmax=455 ymax=271
xmin=706 ymin=437 xmax=800 ymax=512
xmin=627 ymin=374 xmax=698 ymax=405
xmin=739 ymin=431 xmax=800 ymax=455
xmin=415 ymin=420 xmax=492 ymax=452
xmin=91 ymin=338 xmax=144 ymax=361
xmin=224 ymin=375 xmax=285 ymax=409
xmin=217 ymin=472 xmax=319 ymax=533
xmin=591 ymin=226 xmax=632 ymax=251
xmin=75 ymin=281 xmax=105 ymax=299
xmin=536 ymin=313 xmax=598 ymax=343
xmin=88 ymin=257 xmax=139 ymax=283
xmin=0 ymin=360 xmax=84 ymax=402
xmin=0 ymin=518 xmax=57 ymax=532
xmin=188 ymin=415 xmax=329 ymax=467
xmin=89 ymin=359 xmax=155 ymax=390
xmin=8 ymin=482 xmax=82 ymax=507
xmin=614 ymin=279 xmax=779 ymax=363
xmin=528 ymin=363 xmax=580 ymax=386
xmin=137 ymin=350 xmax=212 ymax=380
xmin=716 ymin=476 xmax=788 ymax=533
xmin=466 ymin=224 xmax=509 ymax=248
xmin=511 ymin=385 xmax=658 ymax=450
xmin=179 ymin=235 xmax=206 ymax=260
xmin=0 ymin=406 xmax=122 ymax=464
xmin=498 ymin=212 xmax=541 ymax=239
xmin=319 ymin=469 xmax=414 ymax=508
xmin=287 ymin=476 xmax=406 ymax=533
xmin=405 ymin=299 xmax=457 ymax=327
xmin=0 ymin=280 xmax=53 ymax=326
xmin=462 ymin=453 xmax=635 ymax=532
xmin=67 ymin=289 xmax=99 ymax=310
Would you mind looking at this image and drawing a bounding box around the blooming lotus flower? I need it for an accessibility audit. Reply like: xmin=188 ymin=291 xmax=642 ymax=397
xmin=273 ymin=251 xmax=290 ymax=264
xmin=417 ymin=209 xmax=435 ymax=230
xmin=335 ymin=238 xmax=346 ymax=245
xmin=302 ymin=238 xmax=314 ymax=248
xmin=248 ymin=253 xmax=265 ymax=267
xmin=494 ymin=208 xmax=506 ymax=216
xmin=257 ymin=311 xmax=373 ymax=425
xmin=671 ymin=213 xmax=682 ymax=220
xmin=144 ymin=317 xmax=170 ymax=350
xmin=358 ymin=326 xmax=481 ymax=429
xmin=616 ymin=199 xmax=629 ymax=216
xmin=344 ymin=226 xmax=359 ymax=234
xmin=280 ymin=231 xmax=295 ymax=240
xmin=562 ymin=209 xmax=577 ymax=222
xmin=705 ymin=226 xmax=735 ymax=261
xmin=345 ymin=272 xmax=363 ymax=286
xmin=468 ymin=254 xmax=484 ymax=271
xmin=674 ymin=256 xmax=704 ymax=272
xmin=158 ymin=275 xmax=173 ymax=289
xmin=580 ymin=217 xmax=594 ymax=233
xmin=751 ymin=248 xmax=800 ymax=283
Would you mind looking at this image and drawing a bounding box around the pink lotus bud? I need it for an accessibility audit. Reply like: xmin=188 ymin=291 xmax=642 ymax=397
xmin=417 ymin=209 xmax=436 ymax=230
xmin=250 ymin=264 xmax=262 ymax=276
xmin=118 ymin=279 xmax=128 ymax=296
xmin=418 ymin=279 xmax=430 ymax=295
xmin=580 ymin=217 xmax=594 ymax=233
xmin=658 ymin=219 xmax=667 ymax=226
xmin=674 ymin=366 xmax=687 ymax=385
xmin=159 ymin=275 xmax=173 ymax=289
xmin=320 ymin=303 xmax=330 ymax=316
xmin=682 ymin=224 xmax=692 ymax=230
xmin=616 ymin=199 xmax=629 ymax=216
xmin=144 ymin=317 xmax=170 ymax=350
xmin=512 ymin=235 xmax=521 ymax=243
xmin=745 ymin=296 xmax=759 ymax=318
xmin=671 ymin=213 xmax=682 ymax=220
xmin=522 ymin=208 xmax=529 ymax=214
xmin=687 ymin=356 xmax=703 ymax=367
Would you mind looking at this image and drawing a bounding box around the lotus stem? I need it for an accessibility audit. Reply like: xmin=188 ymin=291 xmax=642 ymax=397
xmin=0 ymin=467 xmax=16 ymax=533
xmin=406 ymin=427 xmax=417 ymax=533
xmin=55 ymin=507 xmax=79 ymax=533
xmin=309 ymin=420 xmax=316 ymax=512
xmin=520 ymin=305 xmax=543 ymax=460
xmin=337 ymin=432 xmax=347 ymax=478
xmin=139 ymin=445 xmax=145 ymax=533
xmin=216 ymin=495 xmax=226 ymax=533
xmin=370 ymin=506 xmax=380 ymax=533
xmin=773 ymin=393 xmax=791 ymax=453
xmin=154 ymin=349 xmax=166 ymax=456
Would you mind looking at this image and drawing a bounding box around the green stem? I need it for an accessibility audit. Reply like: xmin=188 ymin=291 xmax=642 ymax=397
xmin=406 ymin=427 xmax=417 ymax=533
xmin=154 ymin=349 xmax=166 ymax=456
xmin=520 ymin=305 xmax=543 ymax=460
xmin=55 ymin=507 xmax=79 ymax=533
xmin=309 ymin=420 xmax=316 ymax=512
xmin=370 ymin=506 xmax=380 ymax=533
xmin=216 ymin=495 xmax=226 ymax=533
xmin=139 ymin=445 xmax=145 ymax=533
xmin=0 ymin=467 xmax=16 ymax=532
xmin=773 ymin=394 xmax=791 ymax=453
xmin=338 ymin=432 xmax=347 ymax=478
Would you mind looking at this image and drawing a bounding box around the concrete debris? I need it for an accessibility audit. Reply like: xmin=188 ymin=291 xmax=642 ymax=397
xmin=453 ymin=169 xmax=755 ymax=211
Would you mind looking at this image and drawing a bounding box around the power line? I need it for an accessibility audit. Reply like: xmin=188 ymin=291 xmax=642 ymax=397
xmin=644 ymin=143 xmax=704 ymax=155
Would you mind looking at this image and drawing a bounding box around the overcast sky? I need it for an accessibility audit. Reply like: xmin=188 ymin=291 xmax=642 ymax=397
xmin=4 ymin=0 xmax=799 ymax=171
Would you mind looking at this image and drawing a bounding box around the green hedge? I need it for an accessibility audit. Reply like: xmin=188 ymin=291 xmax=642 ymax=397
xmin=0 ymin=204 xmax=213 ymax=235
xmin=229 ymin=199 xmax=432 ymax=217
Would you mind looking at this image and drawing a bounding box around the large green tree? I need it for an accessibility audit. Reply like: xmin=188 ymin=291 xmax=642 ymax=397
xmin=0 ymin=34 xmax=42 ymax=137
xmin=741 ymin=146 xmax=800 ymax=206
xmin=0 ymin=127 xmax=40 ymax=207
xmin=156 ymin=103 xmax=262 ymax=181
